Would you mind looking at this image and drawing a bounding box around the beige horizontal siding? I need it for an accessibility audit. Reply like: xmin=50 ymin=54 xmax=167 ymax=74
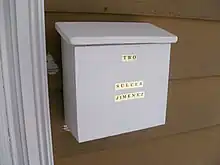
xmin=45 ymin=12 xmax=220 ymax=85
xmin=55 ymin=125 xmax=220 ymax=165
xmin=50 ymin=76 xmax=220 ymax=159
xmin=45 ymin=11 xmax=220 ymax=165
xmin=45 ymin=0 xmax=220 ymax=21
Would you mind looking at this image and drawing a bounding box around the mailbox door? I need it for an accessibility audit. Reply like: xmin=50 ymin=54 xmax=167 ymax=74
xmin=74 ymin=43 xmax=171 ymax=142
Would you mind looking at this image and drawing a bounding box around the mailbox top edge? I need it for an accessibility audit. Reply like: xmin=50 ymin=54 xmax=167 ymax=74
xmin=55 ymin=21 xmax=178 ymax=46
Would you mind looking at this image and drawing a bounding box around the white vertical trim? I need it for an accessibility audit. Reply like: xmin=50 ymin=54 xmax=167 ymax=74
xmin=0 ymin=0 xmax=54 ymax=164
xmin=0 ymin=0 xmax=26 ymax=164
xmin=0 ymin=52 xmax=13 ymax=165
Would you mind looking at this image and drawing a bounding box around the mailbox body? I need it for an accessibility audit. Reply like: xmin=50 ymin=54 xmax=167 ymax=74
xmin=56 ymin=22 xmax=177 ymax=143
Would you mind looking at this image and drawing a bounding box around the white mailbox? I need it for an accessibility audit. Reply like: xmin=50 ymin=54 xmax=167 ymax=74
xmin=55 ymin=22 xmax=178 ymax=143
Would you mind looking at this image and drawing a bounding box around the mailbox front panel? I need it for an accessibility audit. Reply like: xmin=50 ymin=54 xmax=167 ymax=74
xmin=74 ymin=44 xmax=171 ymax=142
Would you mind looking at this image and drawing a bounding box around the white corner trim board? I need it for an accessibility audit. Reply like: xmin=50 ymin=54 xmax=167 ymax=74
xmin=0 ymin=0 xmax=54 ymax=165
xmin=0 ymin=53 xmax=13 ymax=165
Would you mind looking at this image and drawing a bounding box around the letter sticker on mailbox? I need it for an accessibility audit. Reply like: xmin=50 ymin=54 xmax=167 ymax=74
xmin=122 ymin=54 xmax=137 ymax=62
xmin=115 ymin=80 xmax=144 ymax=91
xmin=115 ymin=91 xmax=145 ymax=102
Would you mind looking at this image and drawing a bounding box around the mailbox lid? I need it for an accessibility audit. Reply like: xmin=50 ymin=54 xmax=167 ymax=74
xmin=55 ymin=22 xmax=178 ymax=46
